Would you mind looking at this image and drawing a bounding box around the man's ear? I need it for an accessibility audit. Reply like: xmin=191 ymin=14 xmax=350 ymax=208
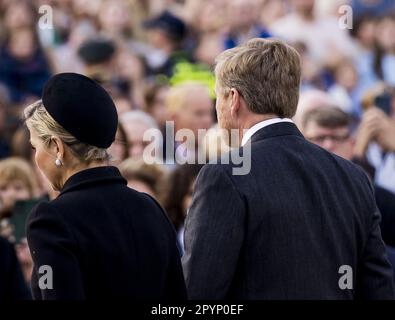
xmin=229 ymin=88 xmax=241 ymax=119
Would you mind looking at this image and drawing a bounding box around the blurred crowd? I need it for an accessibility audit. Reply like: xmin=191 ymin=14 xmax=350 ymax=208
xmin=1 ymin=0 xmax=395 ymax=299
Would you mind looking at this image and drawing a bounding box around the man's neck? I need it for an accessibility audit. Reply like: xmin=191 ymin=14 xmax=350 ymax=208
xmin=239 ymin=114 xmax=279 ymax=143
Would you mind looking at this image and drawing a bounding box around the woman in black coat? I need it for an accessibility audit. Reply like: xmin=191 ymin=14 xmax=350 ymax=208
xmin=24 ymin=73 xmax=186 ymax=300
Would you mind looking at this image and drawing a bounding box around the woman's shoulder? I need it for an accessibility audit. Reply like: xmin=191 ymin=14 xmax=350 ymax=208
xmin=28 ymin=195 xmax=78 ymax=229
xmin=27 ymin=198 xmax=74 ymax=245
xmin=28 ymin=199 xmax=62 ymax=223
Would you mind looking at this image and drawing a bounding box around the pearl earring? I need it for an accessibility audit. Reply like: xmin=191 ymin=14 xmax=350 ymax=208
xmin=55 ymin=158 xmax=62 ymax=167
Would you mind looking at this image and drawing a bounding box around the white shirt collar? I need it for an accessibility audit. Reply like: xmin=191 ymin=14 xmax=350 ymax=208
xmin=241 ymin=118 xmax=294 ymax=146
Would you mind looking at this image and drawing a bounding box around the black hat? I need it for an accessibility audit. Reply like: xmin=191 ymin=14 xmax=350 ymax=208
xmin=42 ymin=73 xmax=118 ymax=148
xmin=143 ymin=11 xmax=186 ymax=42
xmin=77 ymin=38 xmax=116 ymax=65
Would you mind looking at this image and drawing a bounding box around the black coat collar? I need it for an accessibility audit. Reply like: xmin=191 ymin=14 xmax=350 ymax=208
xmin=60 ymin=166 xmax=127 ymax=195
xmin=250 ymin=122 xmax=305 ymax=144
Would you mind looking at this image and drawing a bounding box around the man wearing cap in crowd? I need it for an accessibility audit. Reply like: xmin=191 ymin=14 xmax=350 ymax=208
xmin=77 ymin=37 xmax=116 ymax=85
xmin=24 ymin=73 xmax=186 ymax=300
xmin=143 ymin=11 xmax=190 ymax=77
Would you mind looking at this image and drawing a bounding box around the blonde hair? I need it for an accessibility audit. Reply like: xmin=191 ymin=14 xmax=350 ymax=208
xmin=0 ymin=157 xmax=38 ymax=197
xmin=24 ymin=100 xmax=109 ymax=163
xmin=118 ymin=158 xmax=166 ymax=199
xmin=166 ymin=83 xmax=211 ymax=114
xmin=214 ymin=38 xmax=301 ymax=118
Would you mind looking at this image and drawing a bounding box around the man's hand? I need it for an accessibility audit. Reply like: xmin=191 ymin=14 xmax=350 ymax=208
xmin=354 ymin=108 xmax=383 ymax=157
xmin=376 ymin=112 xmax=395 ymax=152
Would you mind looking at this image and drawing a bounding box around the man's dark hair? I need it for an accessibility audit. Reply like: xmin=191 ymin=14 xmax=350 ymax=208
xmin=302 ymin=107 xmax=351 ymax=130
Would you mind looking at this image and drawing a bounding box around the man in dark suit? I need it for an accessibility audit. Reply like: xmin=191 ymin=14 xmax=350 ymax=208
xmin=300 ymin=106 xmax=395 ymax=286
xmin=182 ymin=38 xmax=395 ymax=299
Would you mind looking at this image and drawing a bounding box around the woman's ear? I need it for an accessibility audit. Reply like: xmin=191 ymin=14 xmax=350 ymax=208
xmin=51 ymin=136 xmax=65 ymax=161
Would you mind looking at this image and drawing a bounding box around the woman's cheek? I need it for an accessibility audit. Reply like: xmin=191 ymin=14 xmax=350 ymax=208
xmin=35 ymin=149 xmax=48 ymax=174
xmin=34 ymin=150 xmax=41 ymax=169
